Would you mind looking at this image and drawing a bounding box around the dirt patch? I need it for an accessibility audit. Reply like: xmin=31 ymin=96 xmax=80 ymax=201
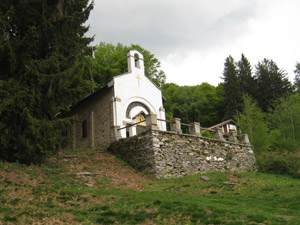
xmin=0 ymin=166 xmax=44 ymax=187
xmin=50 ymin=148 xmax=153 ymax=191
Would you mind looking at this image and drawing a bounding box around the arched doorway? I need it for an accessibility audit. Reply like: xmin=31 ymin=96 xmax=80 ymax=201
xmin=125 ymin=101 xmax=152 ymax=137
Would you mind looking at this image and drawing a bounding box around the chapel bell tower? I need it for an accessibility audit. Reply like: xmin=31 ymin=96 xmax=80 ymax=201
xmin=127 ymin=50 xmax=145 ymax=77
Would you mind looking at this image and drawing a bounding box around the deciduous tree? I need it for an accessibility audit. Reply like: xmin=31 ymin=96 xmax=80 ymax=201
xmin=238 ymin=95 xmax=270 ymax=151
xmin=269 ymin=94 xmax=300 ymax=152
xmin=83 ymin=42 xmax=166 ymax=92
xmin=294 ymin=62 xmax=300 ymax=93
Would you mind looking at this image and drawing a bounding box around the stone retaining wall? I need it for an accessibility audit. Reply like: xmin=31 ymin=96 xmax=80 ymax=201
xmin=108 ymin=130 xmax=256 ymax=178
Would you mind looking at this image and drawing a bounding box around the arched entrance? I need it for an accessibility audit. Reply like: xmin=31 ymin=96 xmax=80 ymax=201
xmin=126 ymin=101 xmax=151 ymax=119
xmin=125 ymin=101 xmax=152 ymax=137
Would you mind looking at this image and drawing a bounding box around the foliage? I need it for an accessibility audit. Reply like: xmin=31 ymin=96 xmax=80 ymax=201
xmin=82 ymin=42 xmax=166 ymax=92
xmin=162 ymin=82 xmax=224 ymax=127
xmin=256 ymin=151 xmax=300 ymax=177
xmin=294 ymin=62 xmax=300 ymax=92
xmin=268 ymin=94 xmax=300 ymax=152
xmin=238 ymin=95 xmax=270 ymax=151
xmin=254 ymin=58 xmax=292 ymax=112
xmin=236 ymin=54 xmax=256 ymax=98
xmin=201 ymin=130 xmax=214 ymax=138
xmin=222 ymin=55 xmax=243 ymax=119
xmin=0 ymin=0 xmax=93 ymax=163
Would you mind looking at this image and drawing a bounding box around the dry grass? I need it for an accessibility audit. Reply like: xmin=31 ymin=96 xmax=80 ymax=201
xmin=1 ymin=148 xmax=300 ymax=224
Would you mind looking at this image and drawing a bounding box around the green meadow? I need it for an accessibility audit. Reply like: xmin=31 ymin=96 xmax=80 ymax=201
xmin=0 ymin=148 xmax=299 ymax=224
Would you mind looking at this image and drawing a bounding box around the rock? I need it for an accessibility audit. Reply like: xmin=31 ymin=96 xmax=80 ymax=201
xmin=77 ymin=172 xmax=92 ymax=176
xmin=77 ymin=171 xmax=106 ymax=176
xmin=232 ymin=173 xmax=244 ymax=178
xmin=85 ymin=183 xmax=93 ymax=187
xmin=223 ymin=181 xmax=236 ymax=186
xmin=200 ymin=176 xmax=211 ymax=181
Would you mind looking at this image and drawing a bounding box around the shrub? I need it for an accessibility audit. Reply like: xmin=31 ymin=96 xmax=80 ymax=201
xmin=256 ymin=152 xmax=300 ymax=177
xmin=201 ymin=130 xmax=214 ymax=138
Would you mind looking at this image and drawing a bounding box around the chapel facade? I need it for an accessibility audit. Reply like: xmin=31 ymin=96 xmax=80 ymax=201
xmin=64 ymin=50 xmax=166 ymax=149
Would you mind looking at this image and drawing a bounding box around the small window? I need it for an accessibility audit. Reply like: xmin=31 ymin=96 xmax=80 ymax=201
xmin=134 ymin=53 xmax=140 ymax=68
xmin=82 ymin=120 xmax=87 ymax=138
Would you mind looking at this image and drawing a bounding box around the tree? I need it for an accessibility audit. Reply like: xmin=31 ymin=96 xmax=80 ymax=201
xmin=82 ymin=42 xmax=166 ymax=92
xmin=238 ymin=95 xmax=270 ymax=152
xmin=222 ymin=55 xmax=243 ymax=119
xmin=254 ymin=59 xmax=292 ymax=112
xmin=268 ymin=94 xmax=300 ymax=152
xmin=236 ymin=54 xmax=256 ymax=98
xmin=161 ymin=83 xmax=179 ymax=120
xmin=162 ymin=82 xmax=224 ymax=127
xmin=294 ymin=62 xmax=300 ymax=93
xmin=0 ymin=0 xmax=93 ymax=163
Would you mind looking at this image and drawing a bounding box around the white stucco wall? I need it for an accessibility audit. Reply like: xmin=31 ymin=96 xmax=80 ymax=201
xmin=109 ymin=50 xmax=166 ymax=138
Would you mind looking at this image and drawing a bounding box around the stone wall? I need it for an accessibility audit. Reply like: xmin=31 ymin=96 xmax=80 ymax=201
xmin=65 ymin=86 xmax=114 ymax=149
xmin=108 ymin=130 xmax=256 ymax=178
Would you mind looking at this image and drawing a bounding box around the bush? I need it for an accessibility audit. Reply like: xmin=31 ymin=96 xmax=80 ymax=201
xmin=256 ymin=152 xmax=300 ymax=177
xmin=201 ymin=130 xmax=214 ymax=138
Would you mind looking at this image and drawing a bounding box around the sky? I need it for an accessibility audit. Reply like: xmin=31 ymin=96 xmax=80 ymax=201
xmin=86 ymin=0 xmax=300 ymax=86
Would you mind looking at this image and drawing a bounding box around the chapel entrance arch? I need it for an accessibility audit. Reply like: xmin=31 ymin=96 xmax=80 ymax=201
xmin=124 ymin=101 xmax=153 ymax=137
xmin=126 ymin=101 xmax=151 ymax=119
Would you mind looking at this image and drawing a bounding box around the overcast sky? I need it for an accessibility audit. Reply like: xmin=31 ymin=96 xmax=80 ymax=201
xmin=86 ymin=0 xmax=300 ymax=86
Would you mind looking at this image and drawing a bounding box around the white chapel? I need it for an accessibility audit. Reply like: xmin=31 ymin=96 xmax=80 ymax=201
xmin=64 ymin=50 xmax=166 ymax=149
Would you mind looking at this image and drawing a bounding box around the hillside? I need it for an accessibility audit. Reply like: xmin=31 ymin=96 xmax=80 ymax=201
xmin=1 ymin=148 xmax=300 ymax=224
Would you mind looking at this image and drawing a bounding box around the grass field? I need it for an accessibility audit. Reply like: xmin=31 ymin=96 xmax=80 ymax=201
xmin=0 ymin=148 xmax=300 ymax=224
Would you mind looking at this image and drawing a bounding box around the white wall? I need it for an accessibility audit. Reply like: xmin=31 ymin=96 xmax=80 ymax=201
xmin=110 ymin=50 xmax=166 ymax=137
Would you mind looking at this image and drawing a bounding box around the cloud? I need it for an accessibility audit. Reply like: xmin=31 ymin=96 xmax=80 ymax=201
xmin=86 ymin=0 xmax=300 ymax=86
xmin=87 ymin=0 xmax=258 ymax=56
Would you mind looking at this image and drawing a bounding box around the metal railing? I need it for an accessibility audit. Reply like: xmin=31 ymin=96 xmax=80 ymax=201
xmin=117 ymin=120 xmax=146 ymax=131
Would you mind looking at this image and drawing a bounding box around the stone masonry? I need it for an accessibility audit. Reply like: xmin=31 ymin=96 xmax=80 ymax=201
xmin=108 ymin=129 xmax=256 ymax=178
xmin=64 ymin=86 xmax=114 ymax=149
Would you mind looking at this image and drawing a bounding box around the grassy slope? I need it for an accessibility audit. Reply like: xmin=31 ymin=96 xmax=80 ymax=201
xmin=0 ymin=148 xmax=300 ymax=225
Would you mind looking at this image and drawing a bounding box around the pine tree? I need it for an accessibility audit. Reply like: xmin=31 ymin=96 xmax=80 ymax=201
xmin=222 ymin=55 xmax=243 ymax=119
xmin=0 ymin=0 xmax=93 ymax=163
xmin=254 ymin=59 xmax=292 ymax=112
xmin=236 ymin=54 xmax=257 ymax=98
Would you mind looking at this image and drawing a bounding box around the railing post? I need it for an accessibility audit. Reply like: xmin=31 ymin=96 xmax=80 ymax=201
xmin=146 ymin=114 xmax=158 ymax=131
xmin=190 ymin=122 xmax=201 ymax=136
xmin=241 ymin=134 xmax=250 ymax=145
xmin=214 ymin=128 xmax=226 ymax=141
xmin=171 ymin=118 xmax=182 ymax=134
xmin=229 ymin=129 xmax=238 ymax=143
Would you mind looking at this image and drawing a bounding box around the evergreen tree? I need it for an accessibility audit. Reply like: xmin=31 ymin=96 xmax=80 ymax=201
xmin=222 ymin=55 xmax=243 ymax=119
xmin=236 ymin=54 xmax=257 ymax=98
xmin=82 ymin=42 xmax=166 ymax=92
xmin=0 ymin=0 xmax=93 ymax=163
xmin=254 ymin=59 xmax=292 ymax=112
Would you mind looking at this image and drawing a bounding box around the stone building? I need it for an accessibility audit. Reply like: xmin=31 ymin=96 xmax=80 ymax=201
xmin=64 ymin=50 xmax=166 ymax=149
